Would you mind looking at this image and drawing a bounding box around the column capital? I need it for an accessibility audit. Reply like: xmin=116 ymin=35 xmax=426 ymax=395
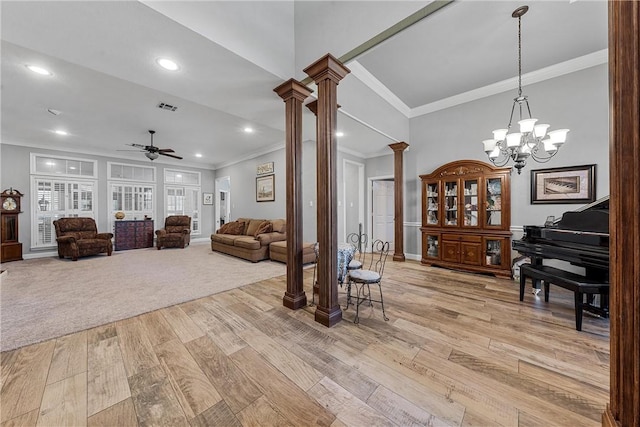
xmin=388 ymin=141 xmax=409 ymax=152
xmin=274 ymin=78 xmax=313 ymax=102
xmin=303 ymin=54 xmax=350 ymax=84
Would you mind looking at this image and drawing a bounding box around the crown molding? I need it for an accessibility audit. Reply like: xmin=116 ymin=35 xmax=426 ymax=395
xmin=350 ymin=49 xmax=608 ymax=120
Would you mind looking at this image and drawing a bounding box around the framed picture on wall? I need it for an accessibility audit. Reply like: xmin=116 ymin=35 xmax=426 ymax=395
xmin=256 ymin=174 xmax=275 ymax=202
xmin=530 ymin=164 xmax=596 ymax=204
xmin=203 ymin=193 xmax=214 ymax=205
xmin=257 ymin=162 xmax=274 ymax=175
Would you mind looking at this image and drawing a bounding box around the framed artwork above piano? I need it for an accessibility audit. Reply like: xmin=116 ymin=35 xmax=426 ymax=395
xmin=420 ymin=160 xmax=512 ymax=278
xmin=530 ymin=164 xmax=596 ymax=204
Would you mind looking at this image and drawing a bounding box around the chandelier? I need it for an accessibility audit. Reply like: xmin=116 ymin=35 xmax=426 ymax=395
xmin=482 ymin=5 xmax=569 ymax=174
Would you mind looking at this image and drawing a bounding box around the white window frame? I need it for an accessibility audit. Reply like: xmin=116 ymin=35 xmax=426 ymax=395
xmin=31 ymin=152 xmax=98 ymax=179
xmin=108 ymin=182 xmax=156 ymax=232
xmin=31 ymin=176 xmax=98 ymax=249
xmin=164 ymin=169 xmax=201 ymax=235
xmin=107 ymin=161 xmax=156 ymax=183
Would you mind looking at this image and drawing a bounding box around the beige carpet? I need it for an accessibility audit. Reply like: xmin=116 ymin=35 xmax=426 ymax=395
xmin=0 ymin=242 xmax=286 ymax=351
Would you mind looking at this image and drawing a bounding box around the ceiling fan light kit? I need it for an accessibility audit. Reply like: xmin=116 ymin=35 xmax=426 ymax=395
xmin=482 ymin=5 xmax=569 ymax=174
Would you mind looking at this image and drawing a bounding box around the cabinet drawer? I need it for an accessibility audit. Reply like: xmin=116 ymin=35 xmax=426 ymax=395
xmin=442 ymin=234 xmax=482 ymax=243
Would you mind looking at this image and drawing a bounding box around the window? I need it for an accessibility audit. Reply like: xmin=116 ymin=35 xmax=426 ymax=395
xmin=108 ymin=163 xmax=156 ymax=232
xmin=164 ymin=169 xmax=201 ymax=235
xmin=32 ymin=177 xmax=96 ymax=248
xmin=31 ymin=153 xmax=97 ymax=178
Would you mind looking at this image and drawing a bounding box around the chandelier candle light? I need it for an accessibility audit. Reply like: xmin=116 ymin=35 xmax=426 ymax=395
xmin=483 ymin=5 xmax=569 ymax=174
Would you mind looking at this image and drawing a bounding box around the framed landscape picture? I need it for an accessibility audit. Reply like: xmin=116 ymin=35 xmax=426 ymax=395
xmin=530 ymin=164 xmax=596 ymax=204
xmin=256 ymin=174 xmax=275 ymax=202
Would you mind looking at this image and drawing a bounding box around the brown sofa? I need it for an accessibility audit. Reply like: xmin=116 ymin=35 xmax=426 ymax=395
xmin=211 ymin=218 xmax=286 ymax=262
xmin=269 ymin=241 xmax=316 ymax=264
xmin=53 ymin=217 xmax=113 ymax=261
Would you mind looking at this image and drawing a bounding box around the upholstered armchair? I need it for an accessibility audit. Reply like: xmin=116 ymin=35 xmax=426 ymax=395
xmin=156 ymin=215 xmax=191 ymax=249
xmin=53 ymin=217 xmax=113 ymax=261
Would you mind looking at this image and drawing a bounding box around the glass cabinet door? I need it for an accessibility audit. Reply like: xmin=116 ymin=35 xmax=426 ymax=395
xmin=444 ymin=180 xmax=458 ymax=226
xmin=425 ymin=234 xmax=440 ymax=259
xmin=484 ymin=238 xmax=503 ymax=267
xmin=485 ymin=177 xmax=503 ymax=227
xmin=462 ymin=178 xmax=479 ymax=227
xmin=425 ymin=182 xmax=439 ymax=225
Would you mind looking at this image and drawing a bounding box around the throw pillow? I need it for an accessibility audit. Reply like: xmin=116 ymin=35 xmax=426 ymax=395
xmin=254 ymin=220 xmax=273 ymax=237
xmin=217 ymin=221 xmax=245 ymax=235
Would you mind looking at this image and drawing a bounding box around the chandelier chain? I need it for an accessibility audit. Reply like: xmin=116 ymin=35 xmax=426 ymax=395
xmin=518 ymin=14 xmax=522 ymax=97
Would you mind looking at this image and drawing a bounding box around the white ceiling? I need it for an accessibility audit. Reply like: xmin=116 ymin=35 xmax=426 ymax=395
xmin=1 ymin=1 xmax=608 ymax=169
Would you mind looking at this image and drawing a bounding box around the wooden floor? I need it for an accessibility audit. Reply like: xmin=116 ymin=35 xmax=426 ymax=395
xmin=0 ymin=260 xmax=609 ymax=426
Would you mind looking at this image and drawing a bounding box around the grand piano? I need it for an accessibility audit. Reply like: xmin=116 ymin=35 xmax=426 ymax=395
xmin=513 ymin=196 xmax=609 ymax=282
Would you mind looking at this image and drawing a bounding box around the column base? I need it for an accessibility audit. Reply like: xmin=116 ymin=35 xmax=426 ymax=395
xmin=314 ymin=305 xmax=342 ymax=327
xmin=393 ymin=253 xmax=406 ymax=262
xmin=282 ymin=292 xmax=307 ymax=310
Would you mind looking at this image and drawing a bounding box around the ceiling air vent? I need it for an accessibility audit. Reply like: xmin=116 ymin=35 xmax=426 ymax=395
xmin=157 ymin=102 xmax=178 ymax=112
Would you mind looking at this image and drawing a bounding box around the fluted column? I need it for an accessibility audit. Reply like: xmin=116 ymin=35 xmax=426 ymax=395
xmin=274 ymin=79 xmax=312 ymax=310
xmin=388 ymin=142 xmax=409 ymax=262
xmin=304 ymin=54 xmax=350 ymax=327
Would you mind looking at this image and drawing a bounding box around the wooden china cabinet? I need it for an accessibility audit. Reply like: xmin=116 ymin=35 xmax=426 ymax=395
xmin=420 ymin=160 xmax=512 ymax=277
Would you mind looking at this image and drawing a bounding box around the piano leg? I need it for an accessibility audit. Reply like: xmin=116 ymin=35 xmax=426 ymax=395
xmin=531 ymin=256 xmax=544 ymax=294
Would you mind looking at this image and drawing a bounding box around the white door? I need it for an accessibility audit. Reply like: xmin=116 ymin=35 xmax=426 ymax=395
xmin=372 ymin=180 xmax=394 ymax=250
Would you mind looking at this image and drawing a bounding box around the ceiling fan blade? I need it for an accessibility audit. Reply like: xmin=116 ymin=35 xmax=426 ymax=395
xmin=128 ymin=143 xmax=146 ymax=149
xmin=158 ymin=148 xmax=175 ymax=153
xmin=159 ymin=152 xmax=183 ymax=160
xmin=116 ymin=149 xmax=144 ymax=152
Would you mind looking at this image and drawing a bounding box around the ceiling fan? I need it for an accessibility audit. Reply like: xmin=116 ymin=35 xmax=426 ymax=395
xmin=125 ymin=130 xmax=183 ymax=161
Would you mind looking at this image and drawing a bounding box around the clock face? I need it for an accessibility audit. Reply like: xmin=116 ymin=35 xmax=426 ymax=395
xmin=2 ymin=197 xmax=17 ymax=211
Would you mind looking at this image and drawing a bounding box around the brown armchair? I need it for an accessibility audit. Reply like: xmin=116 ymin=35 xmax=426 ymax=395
xmin=156 ymin=215 xmax=191 ymax=249
xmin=53 ymin=217 xmax=113 ymax=261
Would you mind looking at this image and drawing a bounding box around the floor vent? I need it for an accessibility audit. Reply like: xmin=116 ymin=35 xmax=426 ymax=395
xmin=157 ymin=102 xmax=178 ymax=112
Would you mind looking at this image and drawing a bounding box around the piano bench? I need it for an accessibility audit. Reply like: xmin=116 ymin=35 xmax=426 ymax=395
xmin=519 ymin=264 xmax=609 ymax=331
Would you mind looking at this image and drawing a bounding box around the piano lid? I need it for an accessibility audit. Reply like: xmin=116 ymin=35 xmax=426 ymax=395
xmin=553 ymin=195 xmax=609 ymax=234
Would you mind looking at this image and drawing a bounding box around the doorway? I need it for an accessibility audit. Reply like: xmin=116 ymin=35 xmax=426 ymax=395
xmin=343 ymin=159 xmax=365 ymax=242
xmin=368 ymin=176 xmax=394 ymax=251
xmin=214 ymin=176 xmax=231 ymax=231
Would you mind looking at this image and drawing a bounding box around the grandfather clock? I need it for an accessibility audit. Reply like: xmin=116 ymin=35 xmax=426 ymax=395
xmin=1 ymin=188 xmax=24 ymax=262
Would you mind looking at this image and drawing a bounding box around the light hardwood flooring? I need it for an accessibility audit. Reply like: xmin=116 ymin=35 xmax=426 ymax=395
xmin=0 ymin=260 xmax=609 ymax=426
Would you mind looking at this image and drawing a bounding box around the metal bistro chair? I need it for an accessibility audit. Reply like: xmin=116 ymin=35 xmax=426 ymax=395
xmin=346 ymin=232 xmax=368 ymax=271
xmin=347 ymin=239 xmax=390 ymax=324
xmin=345 ymin=232 xmax=368 ymax=307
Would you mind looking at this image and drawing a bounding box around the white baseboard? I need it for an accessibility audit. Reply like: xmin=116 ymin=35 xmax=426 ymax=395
xmin=24 ymin=251 xmax=57 ymax=260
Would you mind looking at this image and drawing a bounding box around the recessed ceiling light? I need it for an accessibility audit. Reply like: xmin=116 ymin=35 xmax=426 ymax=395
xmin=69 ymin=166 xmax=77 ymax=170
xmin=336 ymin=131 xmax=344 ymax=137
xmin=156 ymin=58 xmax=179 ymax=71
xmin=54 ymin=130 xmax=68 ymax=136
xmin=26 ymin=65 xmax=52 ymax=76
xmin=195 ymin=153 xmax=203 ymax=158
xmin=244 ymin=127 xmax=254 ymax=133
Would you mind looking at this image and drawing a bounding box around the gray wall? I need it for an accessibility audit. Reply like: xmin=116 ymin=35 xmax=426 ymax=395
xmin=367 ymin=64 xmax=609 ymax=258
xmin=0 ymin=144 xmax=215 ymax=256
xmin=215 ymin=140 xmax=367 ymax=244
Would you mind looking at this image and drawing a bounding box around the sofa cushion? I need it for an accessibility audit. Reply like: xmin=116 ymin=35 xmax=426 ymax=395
xmin=245 ymin=219 xmax=265 ymax=237
xmin=166 ymin=225 xmax=186 ymax=233
xmin=235 ymin=218 xmax=252 ymax=235
xmin=271 ymin=219 xmax=286 ymax=234
xmin=233 ymin=236 xmax=261 ymax=250
xmin=211 ymin=234 xmax=241 ymax=245
xmin=217 ymin=221 xmax=245 ymax=235
xmin=256 ymin=231 xmax=286 ymax=246
xmin=254 ymin=220 xmax=273 ymax=236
